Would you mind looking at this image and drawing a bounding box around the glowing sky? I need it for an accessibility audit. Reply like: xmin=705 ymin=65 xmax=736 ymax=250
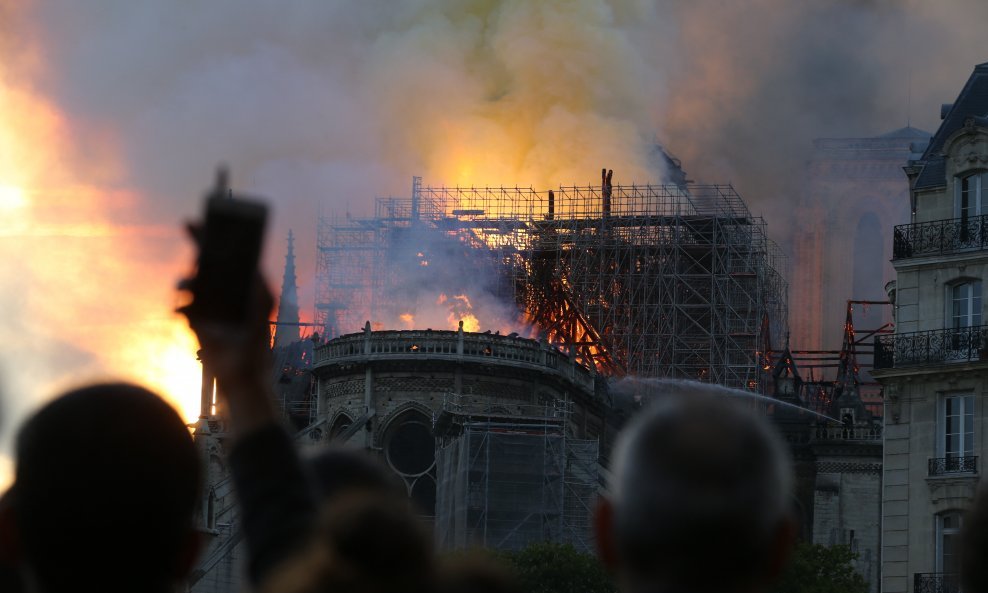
xmin=0 ymin=62 xmax=202 ymax=432
xmin=1 ymin=0 xmax=986 ymax=491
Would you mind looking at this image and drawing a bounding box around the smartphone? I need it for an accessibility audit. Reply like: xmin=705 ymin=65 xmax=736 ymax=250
xmin=189 ymin=186 xmax=268 ymax=324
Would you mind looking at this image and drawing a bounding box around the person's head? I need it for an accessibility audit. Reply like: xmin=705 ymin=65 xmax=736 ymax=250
xmin=7 ymin=383 xmax=201 ymax=592
xmin=595 ymin=384 xmax=796 ymax=593
xmin=962 ymin=482 xmax=988 ymax=593
xmin=262 ymin=492 xmax=435 ymax=593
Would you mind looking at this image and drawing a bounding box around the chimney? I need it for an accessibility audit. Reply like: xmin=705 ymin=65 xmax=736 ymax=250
xmin=547 ymin=190 xmax=555 ymax=220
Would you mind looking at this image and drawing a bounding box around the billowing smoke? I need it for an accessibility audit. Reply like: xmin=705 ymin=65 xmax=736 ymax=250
xmin=1 ymin=0 xmax=987 ymax=482
xmin=659 ymin=0 xmax=988 ymax=235
xmin=375 ymin=225 xmax=526 ymax=335
xmin=8 ymin=0 xmax=986 ymax=280
xmin=10 ymin=0 xmax=988 ymax=276
xmin=8 ymin=0 xmax=673 ymax=300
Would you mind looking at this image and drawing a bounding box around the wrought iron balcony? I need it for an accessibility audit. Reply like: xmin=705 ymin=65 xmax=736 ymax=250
xmin=893 ymin=214 xmax=988 ymax=259
xmin=928 ymin=456 xmax=978 ymax=476
xmin=914 ymin=572 xmax=960 ymax=593
xmin=874 ymin=325 xmax=988 ymax=369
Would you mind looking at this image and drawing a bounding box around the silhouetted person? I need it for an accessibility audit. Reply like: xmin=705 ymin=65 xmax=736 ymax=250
xmin=261 ymin=492 xmax=436 ymax=593
xmin=182 ymin=223 xmax=425 ymax=590
xmin=1 ymin=384 xmax=201 ymax=593
xmin=962 ymin=483 xmax=988 ymax=593
xmin=226 ymin=432 xmax=405 ymax=585
xmin=594 ymin=387 xmax=796 ymax=593
xmin=0 ymin=489 xmax=23 ymax=593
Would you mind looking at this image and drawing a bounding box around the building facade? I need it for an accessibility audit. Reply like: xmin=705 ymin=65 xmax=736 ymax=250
xmin=311 ymin=323 xmax=607 ymax=530
xmin=189 ymin=325 xmax=608 ymax=592
xmin=873 ymin=62 xmax=988 ymax=593
xmin=791 ymin=128 xmax=929 ymax=352
xmin=770 ymin=342 xmax=884 ymax=593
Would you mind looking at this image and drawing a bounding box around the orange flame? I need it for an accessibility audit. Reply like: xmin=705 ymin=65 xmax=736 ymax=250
xmin=0 ymin=42 xmax=201 ymax=440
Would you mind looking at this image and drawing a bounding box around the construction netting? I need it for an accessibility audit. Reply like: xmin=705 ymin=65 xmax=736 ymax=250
xmin=435 ymin=422 xmax=599 ymax=553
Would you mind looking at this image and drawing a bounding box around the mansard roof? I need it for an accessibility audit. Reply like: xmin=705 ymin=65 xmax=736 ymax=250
xmin=914 ymin=62 xmax=988 ymax=190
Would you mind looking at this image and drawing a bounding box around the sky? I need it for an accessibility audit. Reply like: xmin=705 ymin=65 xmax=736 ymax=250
xmin=0 ymin=0 xmax=986 ymax=486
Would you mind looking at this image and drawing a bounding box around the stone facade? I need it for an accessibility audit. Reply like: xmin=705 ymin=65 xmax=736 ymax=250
xmin=873 ymin=63 xmax=988 ymax=593
xmin=790 ymin=129 xmax=928 ymax=351
xmin=811 ymin=439 xmax=883 ymax=593
xmin=189 ymin=417 xmax=245 ymax=593
xmin=772 ymin=407 xmax=883 ymax=593
xmin=189 ymin=326 xmax=605 ymax=592
xmin=312 ymin=325 xmax=605 ymax=514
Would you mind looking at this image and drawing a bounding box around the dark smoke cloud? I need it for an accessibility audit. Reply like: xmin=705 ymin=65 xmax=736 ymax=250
xmin=659 ymin=0 xmax=988 ymax=236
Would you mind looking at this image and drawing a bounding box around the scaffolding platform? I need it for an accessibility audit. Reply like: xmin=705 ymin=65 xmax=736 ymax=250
xmin=434 ymin=393 xmax=599 ymax=553
xmin=316 ymin=176 xmax=788 ymax=390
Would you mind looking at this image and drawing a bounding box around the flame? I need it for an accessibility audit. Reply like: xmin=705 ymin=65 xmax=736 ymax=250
xmin=522 ymin=298 xmax=618 ymax=374
xmin=441 ymin=294 xmax=478 ymax=331
xmin=411 ymin=292 xmax=486 ymax=332
xmin=457 ymin=313 xmax=480 ymax=333
xmin=0 ymin=42 xmax=201 ymax=433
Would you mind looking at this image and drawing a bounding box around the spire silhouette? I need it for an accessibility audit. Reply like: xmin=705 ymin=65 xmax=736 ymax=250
xmin=274 ymin=230 xmax=300 ymax=348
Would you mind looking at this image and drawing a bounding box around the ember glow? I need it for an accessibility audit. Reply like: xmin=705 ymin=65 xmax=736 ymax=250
xmin=379 ymin=289 xmax=520 ymax=336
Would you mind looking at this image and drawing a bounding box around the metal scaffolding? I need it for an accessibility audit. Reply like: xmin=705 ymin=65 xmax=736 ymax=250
xmin=433 ymin=394 xmax=599 ymax=553
xmin=316 ymin=174 xmax=788 ymax=389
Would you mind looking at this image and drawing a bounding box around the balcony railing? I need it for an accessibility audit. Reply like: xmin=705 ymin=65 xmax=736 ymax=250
xmin=893 ymin=214 xmax=988 ymax=259
xmin=314 ymin=329 xmax=595 ymax=391
xmin=812 ymin=425 xmax=883 ymax=441
xmin=928 ymin=456 xmax=978 ymax=476
xmin=914 ymin=573 xmax=960 ymax=593
xmin=874 ymin=325 xmax=988 ymax=369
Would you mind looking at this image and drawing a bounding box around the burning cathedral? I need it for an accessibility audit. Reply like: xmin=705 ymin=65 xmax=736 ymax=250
xmin=190 ymin=162 xmax=881 ymax=593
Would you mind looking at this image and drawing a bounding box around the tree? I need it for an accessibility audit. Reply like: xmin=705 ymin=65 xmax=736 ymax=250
xmin=499 ymin=542 xmax=617 ymax=593
xmin=773 ymin=542 xmax=869 ymax=593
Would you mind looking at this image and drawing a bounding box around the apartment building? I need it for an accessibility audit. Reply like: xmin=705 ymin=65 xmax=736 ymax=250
xmin=873 ymin=62 xmax=988 ymax=593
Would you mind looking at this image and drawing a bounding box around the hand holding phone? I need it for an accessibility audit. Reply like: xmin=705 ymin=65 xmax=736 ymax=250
xmin=179 ymin=168 xmax=278 ymax=435
xmin=182 ymin=168 xmax=268 ymax=325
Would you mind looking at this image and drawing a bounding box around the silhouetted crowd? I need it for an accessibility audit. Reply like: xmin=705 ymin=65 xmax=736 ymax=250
xmin=0 ymin=275 xmax=985 ymax=593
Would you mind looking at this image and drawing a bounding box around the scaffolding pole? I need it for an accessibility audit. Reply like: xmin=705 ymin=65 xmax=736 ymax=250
xmin=434 ymin=393 xmax=598 ymax=552
xmin=315 ymin=180 xmax=788 ymax=391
